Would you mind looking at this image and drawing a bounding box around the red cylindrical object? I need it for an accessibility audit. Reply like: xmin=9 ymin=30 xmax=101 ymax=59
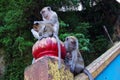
xmin=32 ymin=37 xmax=66 ymax=60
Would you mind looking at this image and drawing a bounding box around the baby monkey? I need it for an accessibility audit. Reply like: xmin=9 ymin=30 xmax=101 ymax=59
xmin=32 ymin=23 xmax=54 ymax=40
xmin=33 ymin=23 xmax=54 ymax=40
xmin=32 ymin=23 xmax=61 ymax=69
xmin=64 ymin=36 xmax=94 ymax=80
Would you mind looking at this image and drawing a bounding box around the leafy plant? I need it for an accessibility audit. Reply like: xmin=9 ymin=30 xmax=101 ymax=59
xmin=75 ymin=22 xmax=91 ymax=36
xmin=93 ymin=35 xmax=109 ymax=54
xmin=59 ymin=19 xmax=92 ymax=52
xmin=0 ymin=0 xmax=34 ymax=80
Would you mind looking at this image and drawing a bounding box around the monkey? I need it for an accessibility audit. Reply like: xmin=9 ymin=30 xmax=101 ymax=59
xmin=31 ymin=23 xmax=41 ymax=39
xmin=31 ymin=6 xmax=59 ymax=40
xmin=40 ymin=6 xmax=59 ymax=35
xmin=64 ymin=36 xmax=94 ymax=80
xmin=32 ymin=22 xmax=62 ymax=69
xmin=32 ymin=22 xmax=55 ymax=39
xmin=38 ymin=23 xmax=54 ymax=39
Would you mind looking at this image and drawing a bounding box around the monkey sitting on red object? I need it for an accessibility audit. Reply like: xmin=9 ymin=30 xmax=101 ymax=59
xmin=31 ymin=6 xmax=63 ymax=69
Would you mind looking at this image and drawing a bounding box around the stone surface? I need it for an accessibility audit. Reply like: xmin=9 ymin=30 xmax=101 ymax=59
xmin=24 ymin=56 xmax=74 ymax=80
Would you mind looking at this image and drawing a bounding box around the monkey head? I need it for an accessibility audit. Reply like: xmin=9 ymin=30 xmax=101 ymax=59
xmin=40 ymin=6 xmax=51 ymax=19
xmin=64 ymin=36 xmax=78 ymax=52
xmin=33 ymin=23 xmax=40 ymax=32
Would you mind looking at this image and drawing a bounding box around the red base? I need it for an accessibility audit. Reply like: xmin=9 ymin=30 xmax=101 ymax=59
xmin=32 ymin=37 xmax=66 ymax=60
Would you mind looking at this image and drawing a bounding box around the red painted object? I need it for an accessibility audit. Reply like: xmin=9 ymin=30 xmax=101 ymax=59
xmin=32 ymin=37 xmax=66 ymax=60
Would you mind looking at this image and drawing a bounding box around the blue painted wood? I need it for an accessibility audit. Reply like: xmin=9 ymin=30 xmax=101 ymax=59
xmin=95 ymin=54 xmax=120 ymax=80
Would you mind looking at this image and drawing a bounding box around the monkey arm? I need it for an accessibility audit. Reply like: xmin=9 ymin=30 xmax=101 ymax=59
xmin=49 ymin=15 xmax=58 ymax=24
xmin=70 ymin=50 xmax=78 ymax=72
xmin=42 ymin=32 xmax=53 ymax=38
xmin=72 ymin=50 xmax=77 ymax=62
xmin=31 ymin=29 xmax=40 ymax=39
xmin=34 ymin=21 xmax=53 ymax=26
xmin=41 ymin=14 xmax=58 ymax=25
xmin=38 ymin=20 xmax=57 ymax=25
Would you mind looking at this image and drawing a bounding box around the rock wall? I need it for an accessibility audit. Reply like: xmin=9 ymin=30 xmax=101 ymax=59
xmin=24 ymin=56 xmax=74 ymax=80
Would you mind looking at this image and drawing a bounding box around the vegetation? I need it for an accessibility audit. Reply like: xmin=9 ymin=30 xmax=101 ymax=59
xmin=0 ymin=0 xmax=119 ymax=80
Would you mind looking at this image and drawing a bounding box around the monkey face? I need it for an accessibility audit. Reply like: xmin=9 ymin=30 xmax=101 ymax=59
xmin=33 ymin=24 xmax=40 ymax=32
xmin=65 ymin=36 xmax=76 ymax=46
xmin=64 ymin=36 xmax=77 ymax=51
xmin=40 ymin=7 xmax=51 ymax=18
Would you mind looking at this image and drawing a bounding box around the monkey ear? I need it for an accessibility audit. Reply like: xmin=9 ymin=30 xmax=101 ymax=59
xmin=47 ymin=6 xmax=51 ymax=11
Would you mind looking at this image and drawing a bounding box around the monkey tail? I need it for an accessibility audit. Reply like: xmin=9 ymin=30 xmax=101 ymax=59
xmin=83 ymin=68 xmax=94 ymax=80
xmin=53 ymin=34 xmax=61 ymax=69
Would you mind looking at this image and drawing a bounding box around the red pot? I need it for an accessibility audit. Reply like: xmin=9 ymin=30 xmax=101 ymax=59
xmin=32 ymin=37 xmax=66 ymax=60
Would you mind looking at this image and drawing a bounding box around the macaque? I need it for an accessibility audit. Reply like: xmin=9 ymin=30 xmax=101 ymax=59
xmin=32 ymin=23 xmax=61 ymax=69
xmin=32 ymin=23 xmax=53 ymax=39
xmin=64 ymin=36 xmax=94 ymax=80
xmin=32 ymin=23 xmax=40 ymax=32
xmin=40 ymin=6 xmax=59 ymax=35
xmin=31 ymin=6 xmax=59 ymax=39
xmin=31 ymin=23 xmax=41 ymax=39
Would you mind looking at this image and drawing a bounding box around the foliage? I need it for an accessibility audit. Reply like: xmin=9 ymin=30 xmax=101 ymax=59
xmin=59 ymin=20 xmax=91 ymax=52
xmin=59 ymin=12 xmax=91 ymax=36
xmin=75 ymin=22 xmax=91 ymax=35
xmin=93 ymin=35 xmax=109 ymax=54
xmin=0 ymin=0 xmax=33 ymax=80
